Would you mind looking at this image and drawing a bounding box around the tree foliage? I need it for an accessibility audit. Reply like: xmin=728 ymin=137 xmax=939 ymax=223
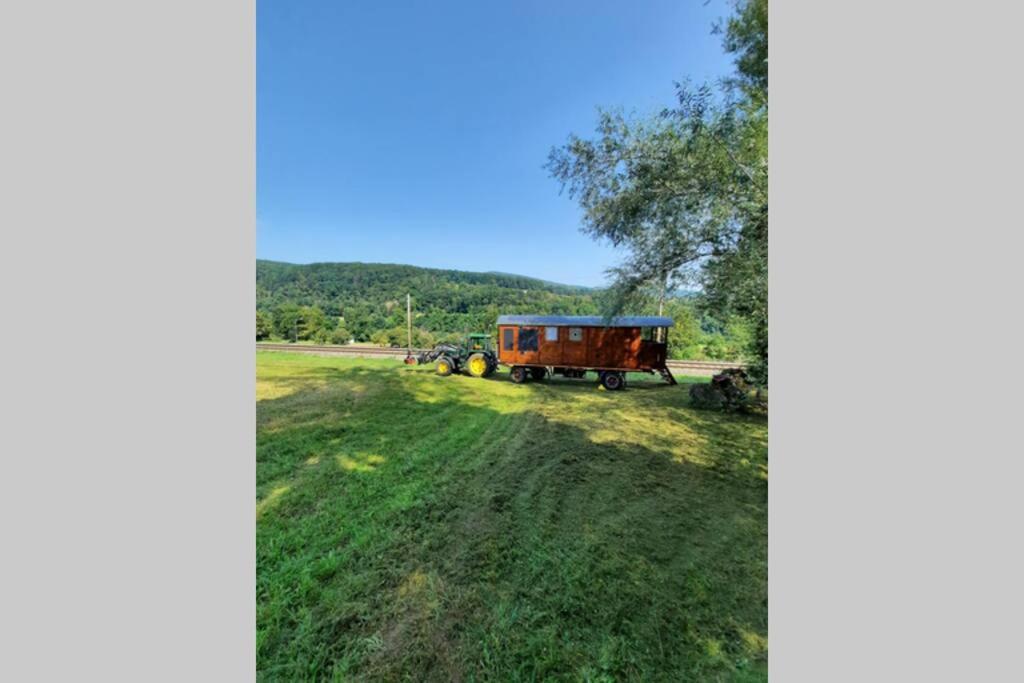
xmin=547 ymin=0 xmax=768 ymax=383
xmin=716 ymin=0 xmax=768 ymax=105
xmin=256 ymin=309 xmax=273 ymax=340
xmin=329 ymin=326 xmax=352 ymax=345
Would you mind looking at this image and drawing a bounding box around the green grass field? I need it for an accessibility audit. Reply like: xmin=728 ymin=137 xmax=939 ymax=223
xmin=257 ymin=352 xmax=767 ymax=681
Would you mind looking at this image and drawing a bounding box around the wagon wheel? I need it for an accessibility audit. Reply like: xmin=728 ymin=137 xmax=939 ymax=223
xmin=466 ymin=353 xmax=489 ymax=378
xmin=600 ymin=372 xmax=624 ymax=390
xmin=509 ymin=366 xmax=527 ymax=384
xmin=483 ymin=355 xmax=497 ymax=377
xmin=530 ymin=367 xmax=547 ymax=380
xmin=435 ymin=357 xmax=454 ymax=376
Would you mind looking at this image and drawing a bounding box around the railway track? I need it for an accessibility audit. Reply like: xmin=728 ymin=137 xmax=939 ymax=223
xmin=256 ymin=343 xmax=745 ymax=375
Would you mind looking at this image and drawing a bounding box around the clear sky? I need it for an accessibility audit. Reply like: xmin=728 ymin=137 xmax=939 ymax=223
xmin=257 ymin=0 xmax=734 ymax=287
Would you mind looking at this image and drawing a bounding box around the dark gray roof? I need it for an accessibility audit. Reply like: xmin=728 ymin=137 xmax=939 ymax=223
xmin=495 ymin=315 xmax=673 ymax=327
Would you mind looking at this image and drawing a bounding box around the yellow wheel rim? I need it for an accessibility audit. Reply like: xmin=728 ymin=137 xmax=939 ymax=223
xmin=438 ymin=362 xmax=449 ymax=373
xmin=469 ymin=357 xmax=486 ymax=376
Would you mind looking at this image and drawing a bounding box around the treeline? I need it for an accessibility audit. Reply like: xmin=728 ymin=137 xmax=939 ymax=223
xmin=256 ymin=260 xmax=750 ymax=361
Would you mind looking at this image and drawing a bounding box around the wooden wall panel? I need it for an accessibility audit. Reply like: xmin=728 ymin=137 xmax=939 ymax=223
xmin=538 ymin=325 xmax=563 ymax=365
xmin=561 ymin=326 xmax=587 ymax=366
xmin=586 ymin=327 xmax=642 ymax=368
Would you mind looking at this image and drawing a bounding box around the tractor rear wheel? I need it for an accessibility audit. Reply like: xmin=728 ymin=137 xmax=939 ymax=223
xmin=435 ymin=357 xmax=454 ymax=376
xmin=600 ymin=371 xmax=624 ymax=390
xmin=466 ymin=353 xmax=489 ymax=378
xmin=509 ymin=366 xmax=527 ymax=384
xmin=530 ymin=367 xmax=547 ymax=380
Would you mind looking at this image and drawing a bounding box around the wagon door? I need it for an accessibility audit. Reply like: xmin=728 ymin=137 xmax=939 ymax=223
xmin=514 ymin=326 xmax=541 ymax=366
xmin=499 ymin=326 xmax=516 ymax=365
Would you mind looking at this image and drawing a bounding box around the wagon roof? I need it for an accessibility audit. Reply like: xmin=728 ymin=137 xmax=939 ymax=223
xmin=495 ymin=315 xmax=674 ymax=327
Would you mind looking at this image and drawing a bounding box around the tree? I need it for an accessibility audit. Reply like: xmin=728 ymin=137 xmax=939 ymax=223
xmin=702 ymin=0 xmax=767 ymax=380
xmin=330 ymin=326 xmax=351 ymax=345
xmin=256 ymin=310 xmax=273 ymax=340
xmin=412 ymin=328 xmax=436 ymax=348
xmin=298 ymin=305 xmax=329 ymax=341
xmin=272 ymin=304 xmax=302 ymax=341
xmin=717 ymin=0 xmax=767 ymax=106
xmin=546 ymin=0 xmax=768 ymax=383
xmin=369 ymin=329 xmax=392 ymax=347
xmin=663 ymin=299 xmax=704 ymax=359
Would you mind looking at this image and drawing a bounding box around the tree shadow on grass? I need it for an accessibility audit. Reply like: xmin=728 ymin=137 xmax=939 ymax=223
xmin=257 ymin=362 xmax=768 ymax=682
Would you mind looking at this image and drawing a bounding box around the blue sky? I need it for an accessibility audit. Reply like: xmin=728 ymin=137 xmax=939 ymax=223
xmin=257 ymin=0 xmax=734 ymax=287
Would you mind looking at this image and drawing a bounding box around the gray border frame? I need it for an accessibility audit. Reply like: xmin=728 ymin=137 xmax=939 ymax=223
xmin=1 ymin=1 xmax=255 ymax=679
xmin=772 ymin=1 xmax=1023 ymax=680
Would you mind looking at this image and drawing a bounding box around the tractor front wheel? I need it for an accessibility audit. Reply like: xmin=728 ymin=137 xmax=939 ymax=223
xmin=466 ymin=353 xmax=489 ymax=378
xmin=509 ymin=366 xmax=527 ymax=384
xmin=436 ymin=357 xmax=454 ymax=376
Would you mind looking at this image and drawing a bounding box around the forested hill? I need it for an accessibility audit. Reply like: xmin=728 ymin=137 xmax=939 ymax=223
xmin=256 ymin=260 xmax=749 ymax=360
xmin=257 ymin=260 xmax=593 ymax=302
xmin=256 ymin=260 xmax=600 ymax=343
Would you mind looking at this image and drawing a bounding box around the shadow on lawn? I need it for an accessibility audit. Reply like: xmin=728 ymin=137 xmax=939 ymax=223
xmin=257 ymin=362 xmax=768 ymax=682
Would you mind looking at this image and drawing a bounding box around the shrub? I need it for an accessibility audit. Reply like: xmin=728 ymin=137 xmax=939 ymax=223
xmin=368 ymin=329 xmax=396 ymax=347
xmin=689 ymin=383 xmax=726 ymax=410
xmin=690 ymin=368 xmax=755 ymax=412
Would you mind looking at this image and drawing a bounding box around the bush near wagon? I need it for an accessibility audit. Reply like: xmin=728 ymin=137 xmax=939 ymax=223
xmin=690 ymin=368 xmax=761 ymax=413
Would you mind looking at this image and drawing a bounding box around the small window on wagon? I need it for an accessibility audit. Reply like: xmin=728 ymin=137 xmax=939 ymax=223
xmin=545 ymin=326 xmax=558 ymax=342
xmin=518 ymin=327 xmax=539 ymax=352
xmin=568 ymin=327 xmax=583 ymax=342
xmin=502 ymin=328 xmax=514 ymax=351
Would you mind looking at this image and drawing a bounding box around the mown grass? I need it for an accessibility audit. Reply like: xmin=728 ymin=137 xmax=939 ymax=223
xmin=257 ymin=352 xmax=767 ymax=682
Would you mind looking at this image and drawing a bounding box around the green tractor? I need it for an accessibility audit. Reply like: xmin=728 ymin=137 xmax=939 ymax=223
xmin=408 ymin=333 xmax=498 ymax=378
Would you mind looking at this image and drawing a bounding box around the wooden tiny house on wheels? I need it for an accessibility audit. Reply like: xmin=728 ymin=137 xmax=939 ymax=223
xmin=495 ymin=315 xmax=677 ymax=390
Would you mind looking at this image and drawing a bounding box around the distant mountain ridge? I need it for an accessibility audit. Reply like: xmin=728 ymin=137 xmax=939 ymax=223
xmin=482 ymin=270 xmax=597 ymax=292
xmin=259 ymin=260 xmax=594 ymax=295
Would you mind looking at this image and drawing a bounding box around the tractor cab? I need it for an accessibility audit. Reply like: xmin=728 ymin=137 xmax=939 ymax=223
xmin=464 ymin=333 xmax=492 ymax=352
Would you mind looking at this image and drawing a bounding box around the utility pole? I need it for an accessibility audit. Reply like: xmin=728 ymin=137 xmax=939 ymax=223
xmin=656 ymin=272 xmax=667 ymax=343
xmin=406 ymin=293 xmax=412 ymax=354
